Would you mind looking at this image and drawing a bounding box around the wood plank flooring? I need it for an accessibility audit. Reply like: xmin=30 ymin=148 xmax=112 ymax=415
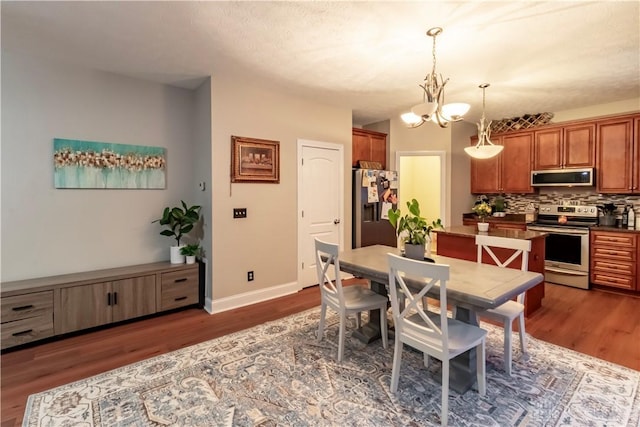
xmin=2 ymin=282 xmax=639 ymax=427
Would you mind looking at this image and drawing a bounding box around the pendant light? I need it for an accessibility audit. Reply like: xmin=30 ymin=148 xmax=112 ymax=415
xmin=401 ymin=27 xmax=469 ymax=129
xmin=465 ymin=83 xmax=503 ymax=159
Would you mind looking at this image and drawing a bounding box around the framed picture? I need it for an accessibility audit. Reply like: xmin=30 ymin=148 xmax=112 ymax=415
xmin=231 ymin=136 xmax=280 ymax=183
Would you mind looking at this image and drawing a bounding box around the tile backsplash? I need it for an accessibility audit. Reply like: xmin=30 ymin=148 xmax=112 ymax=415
xmin=484 ymin=190 xmax=640 ymax=215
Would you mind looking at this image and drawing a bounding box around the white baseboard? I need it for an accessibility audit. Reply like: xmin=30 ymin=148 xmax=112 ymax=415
xmin=204 ymin=281 xmax=301 ymax=314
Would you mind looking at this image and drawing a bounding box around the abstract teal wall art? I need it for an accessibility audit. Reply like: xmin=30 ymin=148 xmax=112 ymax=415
xmin=54 ymin=138 xmax=166 ymax=189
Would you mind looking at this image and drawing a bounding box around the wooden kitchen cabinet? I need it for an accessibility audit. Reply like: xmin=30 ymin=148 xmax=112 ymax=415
xmin=590 ymin=230 xmax=638 ymax=292
xmin=1 ymin=262 xmax=200 ymax=349
xmin=57 ymin=275 xmax=156 ymax=334
xmin=596 ymin=115 xmax=640 ymax=193
xmin=470 ymin=132 xmax=534 ymax=194
xmin=533 ymin=123 xmax=595 ymax=170
xmin=352 ymin=128 xmax=387 ymax=169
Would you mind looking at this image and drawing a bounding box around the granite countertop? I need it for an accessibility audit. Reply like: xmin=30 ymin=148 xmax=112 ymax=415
xmin=462 ymin=213 xmax=528 ymax=223
xmin=434 ymin=225 xmax=547 ymax=240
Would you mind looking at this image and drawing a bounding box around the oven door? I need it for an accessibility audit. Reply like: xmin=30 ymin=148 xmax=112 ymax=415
xmin=527 ymin=225 xmax=590 ymax=289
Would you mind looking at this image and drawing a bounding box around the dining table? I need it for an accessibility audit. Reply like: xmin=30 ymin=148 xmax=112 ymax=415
xmin=337 ymin=244 xmax=544 ymax=393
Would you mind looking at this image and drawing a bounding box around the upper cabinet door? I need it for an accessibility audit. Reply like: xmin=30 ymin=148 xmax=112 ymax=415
xmin=564 ymin=123 xmax=595 ymax=168
xmin=533 ymin=128 xmax=562 ymax=169
xmin=502 ymin=132 xmax=534 ymax=193
xmin=470 ymin=136 xmax=501 ymax=194
xmin=352 ymin=128 xmax=387 ymax=169
xmin=597 ymin=118 xmax=634 ymax=193
xmin=533 ymin=124 xmax=594 ymax=170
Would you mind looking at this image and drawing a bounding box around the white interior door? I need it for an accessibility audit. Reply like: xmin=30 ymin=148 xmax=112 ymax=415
xmin=297 ymin=139 xmax=344 ymax=288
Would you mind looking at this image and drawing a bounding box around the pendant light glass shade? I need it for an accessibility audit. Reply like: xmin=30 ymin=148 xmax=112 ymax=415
xmin=465 ymin=83 xmax=503 ymax=160
xmin=401 ymin=27 xmax=469 ymax=129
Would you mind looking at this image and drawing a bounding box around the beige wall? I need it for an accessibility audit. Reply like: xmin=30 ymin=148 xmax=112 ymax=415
xmin=209 ymin=74 xmax=352 ymax=303
xmin=552 ymin=98 xmax=639 ymax=123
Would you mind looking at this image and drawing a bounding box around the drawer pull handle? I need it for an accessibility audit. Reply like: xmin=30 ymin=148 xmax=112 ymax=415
xmin=12 ymin=305 xmax=34 ymax=311
xmin=12 ymin=329 xmax=33 ymax=337
xmin=174 ymin=278 xmax=188 ymax=283
xmin=174 ymin=296 xmax=187 ymax=301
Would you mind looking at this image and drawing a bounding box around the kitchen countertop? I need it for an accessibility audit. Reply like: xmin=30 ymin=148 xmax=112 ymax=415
xmin=435 ymin=225 xmax=547 ymax=240
xmin=462 ymin=213 xmax=529 ymax=223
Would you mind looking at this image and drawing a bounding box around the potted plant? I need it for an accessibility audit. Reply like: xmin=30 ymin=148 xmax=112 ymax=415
xmin=472 ymin=202 xmax=492 ymax=231
xmin=388 ymin=199 xmax=443 ymax=260
xmin=152 ymin=201 xmax=201 ymax=264
xmin=180 ymin=243 xmax=201 ymax=264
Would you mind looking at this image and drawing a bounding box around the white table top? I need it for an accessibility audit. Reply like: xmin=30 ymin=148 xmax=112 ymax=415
xmin=338 ymin=245 xmax=544 ymax=311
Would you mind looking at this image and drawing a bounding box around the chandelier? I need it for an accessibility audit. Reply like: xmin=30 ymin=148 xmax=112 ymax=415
xmin=464 ymin=83 xmax=504 ymax=159
xmin=401 ymin=27 xmax=469 ymax=129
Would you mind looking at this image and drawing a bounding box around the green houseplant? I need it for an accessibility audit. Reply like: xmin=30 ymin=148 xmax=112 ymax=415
xmin=180 ymin=243 xmax=201 ymax=264
xmin=152 ymin=201 xmax=201 ymax=263
xmin=388 ymin=199 xmax=443 ymax=260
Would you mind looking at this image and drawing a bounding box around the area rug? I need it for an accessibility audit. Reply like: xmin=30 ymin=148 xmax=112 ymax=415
xmin=24 ymin=308 xmax=640 ymax=426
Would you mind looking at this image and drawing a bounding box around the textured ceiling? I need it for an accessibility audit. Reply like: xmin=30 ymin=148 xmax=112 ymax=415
xmin=2 ymin=1 xmax=639 ymax=126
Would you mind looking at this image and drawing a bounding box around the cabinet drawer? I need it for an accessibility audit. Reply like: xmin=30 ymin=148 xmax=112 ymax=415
xmin=592 ymin=233 xmax=636 ymax=248
xmin=1 ymin=315 xmax=54 ymax=349
xmin=161 ymin=269 xmax=198 ymax=286
xmin=1 ymin=291 xmax=53 ymax=323
xmin=160 ymin=270 xmax=199 ymax=311
xmin=592 ymin=259 xmax=634 ymax=275
xmin=592 ymin=247 xmax=635 ymax=262
xmin=591 ymin=271 xmax=635 ymax=290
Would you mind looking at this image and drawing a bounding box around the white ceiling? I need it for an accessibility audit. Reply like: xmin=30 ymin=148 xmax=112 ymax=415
xmin=2 ymin=1 xmax=639 ymax=126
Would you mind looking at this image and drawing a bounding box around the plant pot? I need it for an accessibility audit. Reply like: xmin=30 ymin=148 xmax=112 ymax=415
xmin=477 ymin=222 xmax=489 ymax=232
xmin=404 ymin=243 xmax=426 ymax=260
xmin=170 ymin=245 xmax=185 ymax=264
xmin=185 ymin=255 xmax=196 ymax=264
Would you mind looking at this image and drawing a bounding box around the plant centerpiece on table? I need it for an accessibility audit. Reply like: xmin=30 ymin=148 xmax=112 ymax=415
xmin=388 ymin=199 xmax=444 ymax=260
xmin=180 ymin=243 xmax=201 ymax=265
xmin=152 ymin=200 xmax=201 ymax=264
xmin=472 ymin=201 xmax=492 ymax=232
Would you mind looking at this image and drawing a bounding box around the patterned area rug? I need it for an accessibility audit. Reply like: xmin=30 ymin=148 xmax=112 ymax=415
xmin=24 ymin=308 xmax=640 ymax=426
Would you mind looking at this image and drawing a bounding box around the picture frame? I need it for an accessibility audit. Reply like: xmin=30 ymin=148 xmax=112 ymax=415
xmin=231 ymin=136 xmax=280 ymax=183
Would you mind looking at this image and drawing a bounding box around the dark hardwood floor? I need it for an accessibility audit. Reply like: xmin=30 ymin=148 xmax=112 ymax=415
xmin=2 ymin=281 xmax=639 ymax=426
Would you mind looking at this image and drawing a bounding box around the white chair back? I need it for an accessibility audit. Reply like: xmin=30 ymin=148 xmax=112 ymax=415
xmin=314 ymin=238 xmax=345 ymax=308
xmin=388 ymin=253 xmax=451 ymax=358
xmin=475 ymin=235 xmax=531 ymax=303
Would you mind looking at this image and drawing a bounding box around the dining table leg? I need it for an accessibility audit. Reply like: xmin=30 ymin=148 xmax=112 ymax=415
xmin=351 ymin=280 xmax=386 ymax=343
xmin=447 ymin=306 xmax=481 ymax=393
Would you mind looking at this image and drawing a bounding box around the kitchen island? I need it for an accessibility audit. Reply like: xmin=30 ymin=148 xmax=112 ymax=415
xmin=434 ymin=225 xmax=547 ymax=316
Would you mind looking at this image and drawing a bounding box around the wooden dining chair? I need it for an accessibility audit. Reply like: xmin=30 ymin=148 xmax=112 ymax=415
xmin=387 ymin=253 xmax=486 ymax=427
xmin=475 ymin=234 xmax=531 ymax=376
xmin=314 ymin=238 xmax=388 ymax=362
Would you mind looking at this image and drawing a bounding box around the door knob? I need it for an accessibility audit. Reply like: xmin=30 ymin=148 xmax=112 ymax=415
xmin=334 ymin=219 xmax=341 ymax=224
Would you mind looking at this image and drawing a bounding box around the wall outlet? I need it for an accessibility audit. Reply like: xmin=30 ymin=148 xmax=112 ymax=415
xmin=247 ymin=271 xmax=254 ymax=281
xmin=234 ymin=208 xmax=247 ymax=218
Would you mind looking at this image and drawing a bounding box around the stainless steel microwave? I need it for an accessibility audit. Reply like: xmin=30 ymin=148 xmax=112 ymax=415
xmin=531 ymin=168 xmax=595 ymax=187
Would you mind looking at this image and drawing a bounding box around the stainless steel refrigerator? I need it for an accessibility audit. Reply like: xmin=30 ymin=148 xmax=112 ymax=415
xmin=352 ymin=168 xmax=398 ymax=248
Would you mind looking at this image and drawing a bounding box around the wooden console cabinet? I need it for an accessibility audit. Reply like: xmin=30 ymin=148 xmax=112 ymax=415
xmin=1 ymin=262 xmax=199 ymax=349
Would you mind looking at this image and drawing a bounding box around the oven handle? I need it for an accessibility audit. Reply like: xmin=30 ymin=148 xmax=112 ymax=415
xmin=545 ymin=266 xmax=589 ymax=276
xmin=527 ymin=226 xmax=589 ymax=235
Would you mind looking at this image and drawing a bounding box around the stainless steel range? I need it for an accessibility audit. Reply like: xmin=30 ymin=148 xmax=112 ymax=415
xmin=526 ymin=204 xmax=598 ymax=289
